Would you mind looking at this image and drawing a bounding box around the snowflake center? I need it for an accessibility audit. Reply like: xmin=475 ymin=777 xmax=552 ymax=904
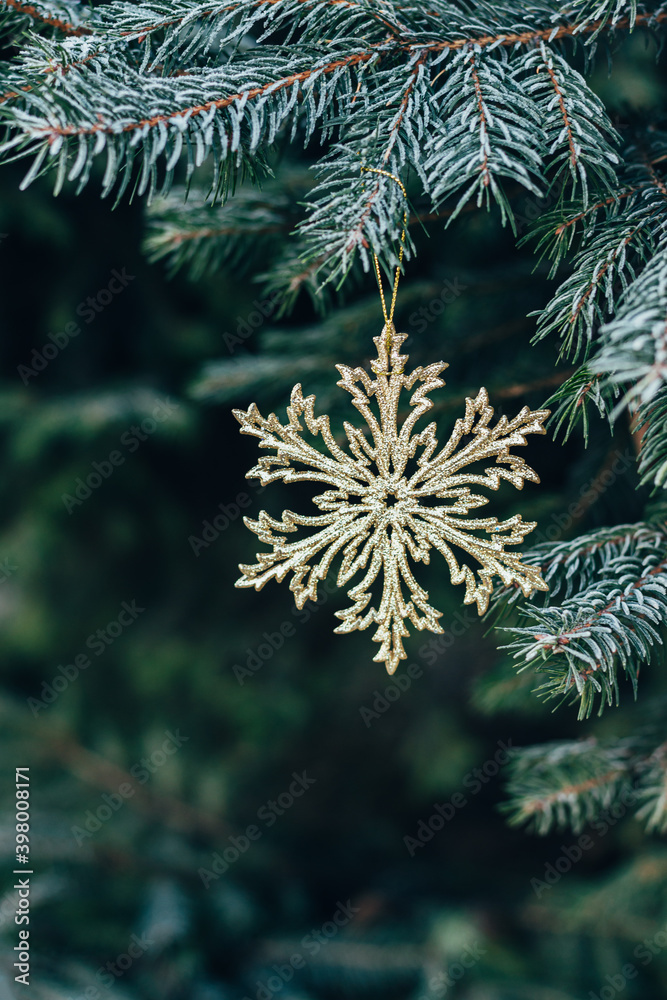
xmin=373 ymin=478 xmax=410 ymax=513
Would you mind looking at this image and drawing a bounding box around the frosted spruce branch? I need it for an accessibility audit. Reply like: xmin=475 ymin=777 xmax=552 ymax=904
xmin=504 ymin=731 xmax=667 ymax=837
xmin=494 ymin=523 xmax=667 ymax=718
xmin=502 ymin=737 xmax=636 ymax=834
xmin=0 ymin=0 xmax=651 ymax=280
xmin=590 ymin=249 xmax=667 ymax=412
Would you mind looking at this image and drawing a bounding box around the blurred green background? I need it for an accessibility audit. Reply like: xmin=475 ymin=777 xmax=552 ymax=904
xmin=0 ymin=25 xmax=666 ymax=1000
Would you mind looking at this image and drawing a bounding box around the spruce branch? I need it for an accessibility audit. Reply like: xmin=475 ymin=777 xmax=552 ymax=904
xmin=296 ymin=52 xmax=429 ymax=280
xmin=504 ymin=728 xmax=667 ymax=836
xmin=532 ymin=218 xmax=652 ymax=360
xmin=511 ymin=522 xmax=666 ymax=600
xmin=590 ymin=249 xmax=667 ymax=413
xmin=518 ymin=42 xmax=619 ymax=208
xmin=0 ymin=42 xmax=380 ymax=199
xmin=496 ymin=524 xmax=667 ymax=719
xmin=424 ymin=46 xmax=544 ymax=228
xmin=502 ymin=737 xmax=635 ymax=834
xmin=144 ymin=181 xmax=294 ymax=280
xmin=420 ymin=5 xmax=667 ymax=52
xmin=635 ymin=740 xmax=667 ymax=834
xmin=636 ymin=384 xmax=667 ymax=491
xmin=530 ymin=131 xmax=667 ymax=363
xmin=566 ymin=0 xmax=640 ymax=34
xmin=77 ymin=3 xmax=667 ymax=58
xmin=0 ymin=0 xmax=90 ymax=39
xmin=546 ymin=366 xmax=616 ymax=443
xmin=0 ymin=44 xmax=100 ymax=107
xmin=522 ymin=189 xmax=639 ymax=277
xmin=0 ymin=0 xmax=662 ymax=279
xmin=47 ymin=729 xmax=231 ymax=839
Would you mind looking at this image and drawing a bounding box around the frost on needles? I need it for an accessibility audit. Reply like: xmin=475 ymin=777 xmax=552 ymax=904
xmin=2 ymin=0 xmax=667 ymax=838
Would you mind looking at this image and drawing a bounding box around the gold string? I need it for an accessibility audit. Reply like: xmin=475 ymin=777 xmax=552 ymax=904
xmin=360 ymin=166 xmax=408 ymax=341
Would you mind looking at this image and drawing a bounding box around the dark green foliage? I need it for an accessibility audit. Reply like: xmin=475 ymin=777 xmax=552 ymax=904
xmin=2 ymin=3 xmax=667 ymax=999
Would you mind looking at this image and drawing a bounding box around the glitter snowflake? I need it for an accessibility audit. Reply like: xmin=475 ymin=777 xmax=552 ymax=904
xmin=234 ymin=325 xmax=549 ymax=673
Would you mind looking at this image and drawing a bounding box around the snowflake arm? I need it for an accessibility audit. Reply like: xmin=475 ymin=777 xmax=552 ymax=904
xmin=409 ymin=388 xmax=551 ymax=495
xmin=237 ymin=506 xmax=373 ymax=608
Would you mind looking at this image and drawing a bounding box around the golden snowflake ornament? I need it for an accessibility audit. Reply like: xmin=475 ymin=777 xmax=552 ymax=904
xmin=234 ymin=325 xmax=549 ymax=674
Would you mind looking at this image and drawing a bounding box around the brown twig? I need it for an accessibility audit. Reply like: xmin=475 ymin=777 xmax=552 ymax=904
xmin=469 ymin=52 xmax=490 ymax=189
xmin=568 ymin=224 xmax=645 ymax=327
xmin=3 ymin=0 xmax=90 ymax=35
xmin=164 ymin=223 xmax=283 ymax=245
xmin=540 ymin=555 xmax=667 ymax=646
xmin=43 ymin=730 xmax=230 ymax=840
xmin=26 ymin=10 xmax=667 ymax=141
xmin=522 ymin=769 xmax=627 ymax=815
xmin=543 ymin=58 xmax=577 ymax=174
xmin=123 ymin=5 xmax=667 ymax=55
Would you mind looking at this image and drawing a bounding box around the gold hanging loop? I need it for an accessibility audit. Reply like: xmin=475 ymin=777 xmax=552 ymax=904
xmin=360 ymin=166 xmax=408 ymax=347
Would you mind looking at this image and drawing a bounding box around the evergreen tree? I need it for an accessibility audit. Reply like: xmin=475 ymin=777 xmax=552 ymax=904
xmin=2 ymin=2 xmax=667 ymax=998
